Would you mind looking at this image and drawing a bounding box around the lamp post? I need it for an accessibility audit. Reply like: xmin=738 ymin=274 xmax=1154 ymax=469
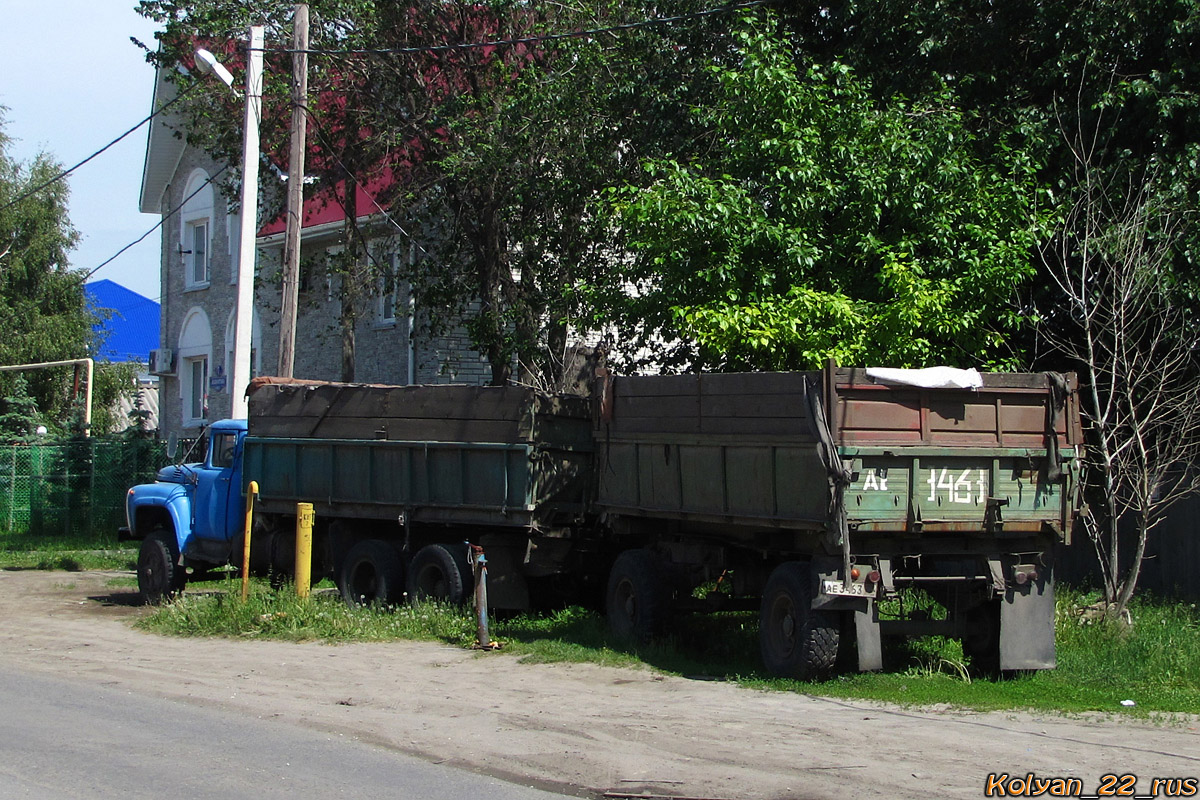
xmin=195 ymin=25 xmax=263 ymax=420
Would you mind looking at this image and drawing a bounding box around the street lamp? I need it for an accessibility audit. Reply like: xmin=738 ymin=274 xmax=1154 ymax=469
xmin=194 ymin=26 xmax=263 ymax=420
xmin=193 ymin=48 xmax=236 ymax=90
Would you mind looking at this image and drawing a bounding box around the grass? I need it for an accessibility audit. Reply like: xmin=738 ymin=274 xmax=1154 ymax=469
xmin=135 ymin=578 xmax=1200 ymax=716
xmin=0 ymin=533 xmax=137 ymax=572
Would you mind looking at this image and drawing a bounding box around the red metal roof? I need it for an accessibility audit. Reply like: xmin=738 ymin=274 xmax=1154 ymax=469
xmin=257 ymin=168 xmax=397 ymax=237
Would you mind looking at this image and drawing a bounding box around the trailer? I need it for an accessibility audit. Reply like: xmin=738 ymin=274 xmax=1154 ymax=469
xmin=123 ymin=365 xmax=1081 ymax=678
xmin=594 ymin=367 xmax=1080 ymax=675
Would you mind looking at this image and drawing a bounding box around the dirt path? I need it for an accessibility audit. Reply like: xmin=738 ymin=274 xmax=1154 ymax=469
xmin=1 ymin=569 xmax=1197 ymax=800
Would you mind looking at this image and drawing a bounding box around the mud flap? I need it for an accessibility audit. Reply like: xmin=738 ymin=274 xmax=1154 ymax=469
xmin=854 ymin=601 xmax=883 ymax=672
xmin=1000 ymin=567 xmax=1056 ymax=671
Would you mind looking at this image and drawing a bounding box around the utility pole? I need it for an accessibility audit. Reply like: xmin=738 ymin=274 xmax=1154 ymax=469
xmin=230 ymin=24 xmax=264 ymax=419
xmin=277 ymin=3 xmax=310 ymax=378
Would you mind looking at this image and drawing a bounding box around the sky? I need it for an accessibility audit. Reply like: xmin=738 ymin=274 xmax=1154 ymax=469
xmin=0 ymin=2 xmax=164 ymax=301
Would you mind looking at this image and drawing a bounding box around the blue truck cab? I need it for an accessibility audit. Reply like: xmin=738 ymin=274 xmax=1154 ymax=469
xmin=124 ymin=419 xmax=248 ymax=602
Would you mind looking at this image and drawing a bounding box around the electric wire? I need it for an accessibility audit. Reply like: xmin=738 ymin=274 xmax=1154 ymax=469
xmin=0 ymin=81 xmax=200 ymax=215
xmin=304 ymin=108 xmax=431 ymax=265
xmin=85 ymin=0 xmax=774 ymax=293
xmin=262 ymin=0 xmax=774 ymax=56
xmin=84 ymin=164 xmax=229 ymax=281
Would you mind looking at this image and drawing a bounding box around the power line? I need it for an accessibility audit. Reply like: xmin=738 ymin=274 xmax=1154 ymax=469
xmin=309 ymin=117 xmax=434 ymax=258
xmin=0 ymin=82 xmax=199 ymax=215
xmin=262 ymin=0 xmax=773 ymax=56
xmin=84 ymin=0 xmax=773 ymax=291
xmin=84 ymin=164 xmax=229 ymax=281
xmin=304 ymin=112 xmax=420 ymax=270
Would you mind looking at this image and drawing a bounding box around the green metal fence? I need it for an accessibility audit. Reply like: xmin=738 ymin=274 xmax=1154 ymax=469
xmin=0 ymin=437 xmax=170 ymax=539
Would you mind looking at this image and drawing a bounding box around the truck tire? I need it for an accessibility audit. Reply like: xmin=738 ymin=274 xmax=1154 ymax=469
xmin=759 ymin=562 xmax=839 ymax=680
xmin=268 ymin=532 xmax=296 ymax=590
xmin=605 ymin=549 xmax=670 ymax=644
xmin=138 ymin=529 xmax=185 ymax=605
xmin=407 ymin=543 xmax=473 ymax=605
xmin=338 ymin=540 xmax=404 ymax=607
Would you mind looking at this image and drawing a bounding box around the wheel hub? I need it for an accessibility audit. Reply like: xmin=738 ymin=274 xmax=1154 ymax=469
xmin=781 ymin=612 xmax=795 ymax=640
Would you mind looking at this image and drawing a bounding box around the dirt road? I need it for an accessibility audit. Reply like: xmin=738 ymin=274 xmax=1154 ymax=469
xmin=1 ymin=569 xmax=1196 ymax=800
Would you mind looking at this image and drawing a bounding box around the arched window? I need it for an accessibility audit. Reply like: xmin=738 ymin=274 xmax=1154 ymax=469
xmin=181 ymin=169 xmax=215 ymax=288
xmin=178 ymin=307 xmax=213 ymax=427
xmin=224 ymin=308 xmax=262 ymax=384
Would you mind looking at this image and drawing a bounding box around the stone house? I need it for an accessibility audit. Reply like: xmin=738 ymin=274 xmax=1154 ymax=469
xmin=139 ymin=69 xmax=492 ymax=440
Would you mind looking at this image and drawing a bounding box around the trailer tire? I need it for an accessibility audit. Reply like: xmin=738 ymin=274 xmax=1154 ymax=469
xmin=606 ymin=549 xmax=670 ymax=645
xmin=407 ymin=543 xmax=473 ymax=605
xmin=759 ymin=562 xmax=839 ymax=679
xmin=138 ymin=529 xmax=184 ymax=605
xmin=339 ymin=540 xmax=404 ymax=607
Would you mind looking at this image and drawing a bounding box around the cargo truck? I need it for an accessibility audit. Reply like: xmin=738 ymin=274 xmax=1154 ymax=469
xmin=123 ymin=366 xmax=1080 ymax=678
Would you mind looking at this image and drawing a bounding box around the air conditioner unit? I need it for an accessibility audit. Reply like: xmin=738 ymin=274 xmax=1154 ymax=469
xmin=149 ymin=348 xmax=176 ymax=376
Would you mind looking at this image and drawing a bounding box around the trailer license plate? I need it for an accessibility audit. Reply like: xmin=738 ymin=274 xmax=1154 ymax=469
xmin=822 ymin=580 xmax=866 ymax=597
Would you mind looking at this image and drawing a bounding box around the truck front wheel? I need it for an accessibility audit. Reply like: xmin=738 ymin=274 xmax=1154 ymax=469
xmin=407 ymin=543 xmax=473 ymax=605
xmin=338 ymin=540 xmax=404 ymax=607
xmin=138 ymin=529 xmax=185 ymax=605
xmin=759 ymin=562 xmax=839 ymax=680
xmin=605 ymin=549 xmax=670 ymax=644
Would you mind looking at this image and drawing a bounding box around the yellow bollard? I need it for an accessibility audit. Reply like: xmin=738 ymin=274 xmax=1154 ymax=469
xmin=295 ymin=502 xmax=314 ymax=599
xmin=241 ymin=481 xmax=258 ymax=602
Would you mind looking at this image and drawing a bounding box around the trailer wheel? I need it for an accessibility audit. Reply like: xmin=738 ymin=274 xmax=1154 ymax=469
xmin=606 ymin=549 xmax=669 ymax=644
xmin=759 ymin=562 xmax=838 ymax=679
xmin=407 ymin=543 xmax=473 ymax=605
xmin=338 ymin=540 xmax=404 ymax=607
xmin=138 ymin=529 xmax=185 ymax=605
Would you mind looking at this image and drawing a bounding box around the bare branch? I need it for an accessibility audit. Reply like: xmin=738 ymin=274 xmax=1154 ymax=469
xmin=1038 ymin=92 xmax=1200 ymax=614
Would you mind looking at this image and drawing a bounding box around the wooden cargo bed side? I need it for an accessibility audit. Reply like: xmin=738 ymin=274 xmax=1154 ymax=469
xmin=247 ymin=382 xmax=590 ymax=447
xmin=596 ymin=368 xmax=1081 ymax=537
xmin=244 ymin=435 xmax=592 ymax=528
xmin=832 ymin=369 xmax=1082 ymax=537
xmin=597 ymin=372 xmax=829 ymax=528
xmin=833 ymin=369 xmax=1080 ymax=450
xmin=607 ymin=371 xmax=823 ymax=437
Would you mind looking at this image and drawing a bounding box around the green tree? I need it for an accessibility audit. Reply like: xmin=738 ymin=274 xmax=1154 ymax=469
xmin=0 ymin=375 xmax=42 ymax=443
xmin=381 ymin=0 xmax=759 ymax=385
xmin=0 ymin=112 xmax=112 ymax=430
xmin=88 ymin=361 xmax=141 ymax=436
xmin=778 ymin=0 xmax=1200 ymax=302
xmin=139 ymin=0 xmax=398 ymax=382
xmin=136 ymin=0 xmax=729 ymax=387
xmin=593 ymin=16 xmax=1042 ymax=372
xmin=369 ymin=1 xmax=661 ymax=385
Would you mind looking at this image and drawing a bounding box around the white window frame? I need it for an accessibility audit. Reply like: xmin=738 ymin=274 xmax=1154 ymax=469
xmin=226 ymin=210 xmax=240 ymax=284
xmin=324 ymin=244 xmax=343 ymax=304
xmin=178 ymin=307 xmax=213 ymax=429
xmin=181 ymin=169 xmax=215 ymax=291
xmin=185 ymin=356 xmax=209 ymax=423
xmin=377 ymin=252 xmax=398 ymax=326
xmin=187 ymin=220 xmax=210 ymax=286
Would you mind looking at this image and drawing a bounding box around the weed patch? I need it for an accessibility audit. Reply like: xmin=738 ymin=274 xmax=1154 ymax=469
xmin=0 ymin=531 xmax=137 ymax=572
xmin=136 ymin=580 xmax=1200 ymax=715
